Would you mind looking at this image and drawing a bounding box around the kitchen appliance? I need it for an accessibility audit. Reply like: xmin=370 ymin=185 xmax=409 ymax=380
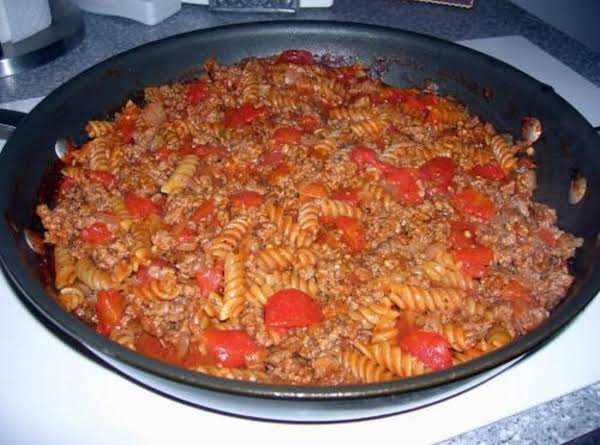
xmin=0 ymin=0 xmax=84 ymax=78
xmin=0 ymin=22 xmax=598 ymax=425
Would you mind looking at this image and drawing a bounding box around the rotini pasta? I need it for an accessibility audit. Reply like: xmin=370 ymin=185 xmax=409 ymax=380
xmin=207 ymin=216 xmax=252 ymax=258
xmin=318 ymin=198 xmax=363 ymax=219
xmin=219 ymin=253 xmax=247 ymax=321
xmin=355 ymin=342 xmax=428 ymax=378
xmin=54 ymin=245 xmax=77 ymax=289
xmin=85 ymin=120 xmax=115 ymax=138
xmin=75 ymin=257 xmax=114 ymax=290
xmin=341 ymin=350 xmax=395 ymax=383
xmin=161 ymin=154 xmax=200 ymax=194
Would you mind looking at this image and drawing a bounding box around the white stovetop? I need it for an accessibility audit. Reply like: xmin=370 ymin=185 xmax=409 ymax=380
xmin=1 ymin=36 xmax=599 ymax=445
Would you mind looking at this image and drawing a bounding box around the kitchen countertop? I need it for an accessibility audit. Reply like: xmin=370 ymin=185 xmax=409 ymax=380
xmin=1 ymin=1 xmax=599 ymax=443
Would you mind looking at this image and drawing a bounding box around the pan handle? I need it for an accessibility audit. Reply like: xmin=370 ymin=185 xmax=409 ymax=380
xmin=0 ymin=109 xmax=26 ymax=141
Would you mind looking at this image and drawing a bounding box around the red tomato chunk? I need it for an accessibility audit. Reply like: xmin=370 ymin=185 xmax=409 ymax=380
xmin=399 ymin=330 xmax=452 ymax=371
xmin=450 ymin=221 xmax=477 ymax=249
xmin=419 ymin=156 xmax=456 ymax=190
xmin=260 ymin=151 xmax=286 ymax=166
xmin=225 ymin=103 xmax=268 ymax=128
xmin=265 ymin=289 xmax=323 ymax=330
xmin=349 ymin=146 xmax=380 ymax=169
xmin=191 ymin=199 xmax=216 ymax=222
xmin=80 ymin=222 xmax=113 ymax=244
xmin=453 ymin=188 xmax=496 ymax=222
xmin=384 ymin=166 xmax=424 ymax=204
xmin=334 ymin=216 xmax=367 ymax=252
xmin=186 ymin=81 xmax=209 ymax=105
xmin=273 ymin=126 xmax=303 ymax=145
xmin=96 ymin=289 xmax=126 ymax=336
xmin=195 ymin=261 xmax=224 ymax=297
xmin=57 ymin=176 xmax=77 ymax=198
xmin=469 ymin=163 xmax=506 ymax=182
xmin=330 ymin=187 xmax=361 ymax=206
xmin=134 ymin=332 xmax=180 ymax=365
xmin=87 ymin=170 xmax=117 ymax=190
xmin=454 ymin=245 xmax=494 ymax=278
xmin=230 ymin=191 xmax=264 ymax=208
xmin=204 ymin=328 xmax=262 ymax=368
xmin=124 ymin=193 xmax=161 ymax=218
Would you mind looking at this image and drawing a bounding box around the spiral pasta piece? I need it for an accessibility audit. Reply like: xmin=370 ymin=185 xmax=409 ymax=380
xmin=329 ymin=106 xmax=374 ymax=122
xmin=295 ymin=247 xmax=318 ymax=267
xmin=267 ymin=92 xmax=299 ymax=111
xmin=489 ymin=134 xmax=517 ymax=173
xmin=161 ymin=154 xmax=200 ymax=194
xmin=319 ymin=198 xmax=363 ymax=219
xmin=371 ymin=325 xmax=399 ymax=344
xmin=54 ymin=246 xmax=77 ymax=289
xmin=166 ymin=119 xmax=192 ymax=139
xmin=348 ymin=297 xmax=399 ymax=328
xmin=130 ymin=214 xmax=163 ymax=264
xmin=303 ymin=77 xmax=343 ymax=106
xmin=246 ymin=273 xmax=275 ymax=306
xmin=452 ymin=347 xmax=484 ymax=365
xmin=485 ymin=325 xmax=514 ymax=349
xmin=427 ymin=101 xmax=468 ymax=125
xmin=298 ymin=202 xmax=320 ymax=234
xmin=341 ymin=350 xmax=394 ymax=383
xmin=219 ymin=253 xmax=247 ymax=321
xmin=311 ymin=138 xmax=337 ymax=158
xmin=420 ymin=261 xmax=474 ymax=290
xmin=61 ymin=166 xmax=86 ymax=183
xmin=112 ymin=260 xmax=134 ymax=284
xmin=203 ymin=291 xmax=224 ymax=318
xmin=266 ymin=205 xmax=314 ymax=249
xmin=86 ymin=120 xmax=115 ymax=138
xmin=112 ymin=197 xmax=132 ymax=231
xmin=439 ymin=324 xmax=475 ymax=352
xmin=264 ymin=270 xmax=319 ymax=297
xmin=208 ymin=216 xmax=252 ymax=258
xmin=355 ymin=342 xmax=428 ymax=378
xmin=388 ymin=284 xmax=464 ymax=312
xmin=87 ymin=138 xmax=111 ymax=171
xmin=350 ymin=119 xmax=387 ymax=140
xmin=57 ymin=286 xmax=85 ymax=312
xmin=133 ymin=270 xmax=182 ymax=301
xmin=75 ymin=257 xmax=114 ymax=290
xmin=255 ymin=246 xmax=294 ymax=271
xmin=240 ymin=70 xmax=260 ymax=104
xmin=452 ymin=325 xmax=513 ymax=365
xmin=360 ymin=183 xmax=394 ymax=210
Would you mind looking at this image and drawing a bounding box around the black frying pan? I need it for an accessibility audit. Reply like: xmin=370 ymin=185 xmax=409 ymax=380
xmin=0 ymin=21 xmax=598 ymax=421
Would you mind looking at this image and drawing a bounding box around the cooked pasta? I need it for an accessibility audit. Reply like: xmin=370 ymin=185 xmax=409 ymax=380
xmin=36 ymin=51 xmax=581 ymax=386
xmin=75 ymin=257 xmax=114 ymax=290
xmin=219 ymin=253 xmax=248 ymax=320
xmin=207 ymin=216 xmax=252 ymax=258
xmin=388 ymin=284 xmax=464 ymax=312
xmin=355 ymin=342 xmax=428 ymax=378
xmin=341 ymin=350 xmax=395 ymax=383
xmin=318 ymin=198 xmax=363 ymax=219
xmin=85 ymin=120 xmax=115 ymax=138
xmin=488 ymin=134 xmax=518 ymax=172
xmin=161 ymin=154 xmax=200 ymax=194
xmin=54 ymin=245 xmax=77 ymax=289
